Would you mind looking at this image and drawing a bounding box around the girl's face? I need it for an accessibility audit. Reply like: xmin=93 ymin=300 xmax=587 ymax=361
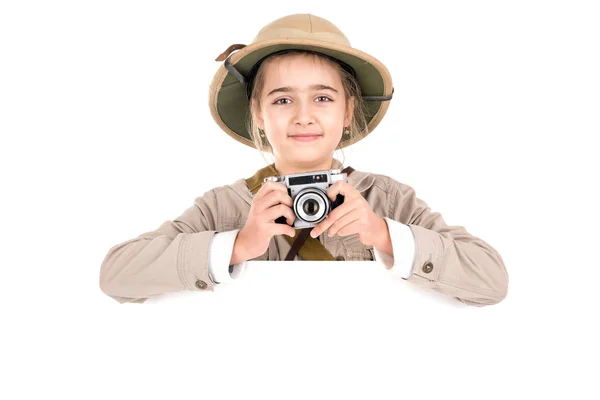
xmin=253 ymin=53 xmax=353 ymax=173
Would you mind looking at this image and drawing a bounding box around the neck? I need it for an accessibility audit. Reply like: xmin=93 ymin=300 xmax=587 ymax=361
xmin=273 ymin=155 xmax=338 ymax=175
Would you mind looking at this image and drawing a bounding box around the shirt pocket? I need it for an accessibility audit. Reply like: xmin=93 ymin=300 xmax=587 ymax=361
xmin=341 ymin=234 xmax=376 ymax=261
xmin=346 ymin=247 xmax=375 ymax=261
xmin=220 ymin=217 xmax=245 ymax=232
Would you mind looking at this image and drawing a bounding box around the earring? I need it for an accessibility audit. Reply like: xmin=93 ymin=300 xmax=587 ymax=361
xmin=259 ymin=128 xmax=266 ymax=138
xmin=343 ymin=126 xmax=350 ymax=135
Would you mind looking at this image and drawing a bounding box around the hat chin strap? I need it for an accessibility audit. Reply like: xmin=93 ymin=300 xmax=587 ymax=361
xmin=362 ymin=88 xmax=394 ymax=101
xmin=223 ymin=53 xmax=394 ymax=102
xmin=224 ymin=57 xmax=247 ymax=86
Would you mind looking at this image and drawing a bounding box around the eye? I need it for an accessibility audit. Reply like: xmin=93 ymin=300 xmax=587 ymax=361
xmin=274 ymin=98 xmax=291 ymax=105
xmin=316 ymin=96 xmax=332 ymax=102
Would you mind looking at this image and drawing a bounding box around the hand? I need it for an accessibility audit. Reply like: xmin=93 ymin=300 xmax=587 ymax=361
xmin=232 ymin=180 xmax=296 ymax=264
xmin=309 ymin=180 xmax=389 ymax=248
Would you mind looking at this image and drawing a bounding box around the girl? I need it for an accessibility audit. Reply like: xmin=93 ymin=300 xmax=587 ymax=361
xmin=99 ymin=13 xmax=509 ymax=306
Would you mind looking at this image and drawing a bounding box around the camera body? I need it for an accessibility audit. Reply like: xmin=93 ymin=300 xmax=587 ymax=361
xmin=263 ymin=168 xmax=347 ymax=229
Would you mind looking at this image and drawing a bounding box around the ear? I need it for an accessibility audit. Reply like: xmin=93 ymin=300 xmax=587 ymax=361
xmin=344 ymin=96 xmax=355 ymax=127
xmin=250 ymin=99 xmax=265 ymax=129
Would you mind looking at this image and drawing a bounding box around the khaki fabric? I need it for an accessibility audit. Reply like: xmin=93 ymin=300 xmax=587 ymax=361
xmin=99 ymin=159 xmax=509 ymax=307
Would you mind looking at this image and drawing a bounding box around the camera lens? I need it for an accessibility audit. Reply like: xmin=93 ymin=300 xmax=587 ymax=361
xmin=294 ymin=188 xmax=329 ymax=223
xmin=303 ymin=199 xmax=319 ymax=216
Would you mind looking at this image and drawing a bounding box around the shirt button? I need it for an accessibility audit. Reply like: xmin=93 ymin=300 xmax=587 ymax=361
xmin=335 ymin=256 xmax=345 ymax=261
xmin=195 ymin=280 xmax=208 ymax=290
xmin=422 ymin=261 xmax=434 ymax=274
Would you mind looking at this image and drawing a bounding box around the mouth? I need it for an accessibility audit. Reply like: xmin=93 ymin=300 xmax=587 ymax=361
xmin=289 ymin=134 xmax=322 ymax=142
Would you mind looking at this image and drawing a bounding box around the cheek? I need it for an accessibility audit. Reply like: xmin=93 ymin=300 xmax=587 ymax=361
xmin=263 ymin=109 xmax=288 ymax=129
xmin=322 ymin=104 xmax=346 ymax=123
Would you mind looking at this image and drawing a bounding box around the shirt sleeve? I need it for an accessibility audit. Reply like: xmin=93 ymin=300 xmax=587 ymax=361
xmin=99 ymin=189 xmax=221 ymax=303
xmin=208 ymin=229 xmax=247 ymax=283
xmin=372 ymin=217 xmax=416 ymax=279
xmin=386 ymin=179 xmax=509 ymax=306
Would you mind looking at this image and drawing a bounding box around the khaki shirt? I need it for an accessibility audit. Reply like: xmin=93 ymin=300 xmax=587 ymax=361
xmin=99 ymin=159 xmax=509 ymax=306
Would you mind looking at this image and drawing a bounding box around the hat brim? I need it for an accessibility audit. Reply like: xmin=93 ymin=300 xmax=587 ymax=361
xmin=208 ymin=38 xmax=393 ymax=150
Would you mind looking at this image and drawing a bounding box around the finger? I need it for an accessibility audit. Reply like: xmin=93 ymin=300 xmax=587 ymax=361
xmin=310 ymin=198 xmax=357 ymax=237
xmin=309 ymin=211 xmax=338 ymax=238
xmin=271 ymin=223 xmax=297 ymax=238
xmin=326 ymin=180 xmax=354 ymax=202
xmin=327 ymin=208 xmax=362 ymax=237
xmin=264 ymin=204 xmax=296 ymax=225
xmin=336 ymin=219 xmax=363 ymax=237
xmin=254 ymin=181 xmax=288 ymax=203
xmin=324 ymin=196 xmax=361 ymax=225
xmin=256 ymin=189 xmax=293 ymax=213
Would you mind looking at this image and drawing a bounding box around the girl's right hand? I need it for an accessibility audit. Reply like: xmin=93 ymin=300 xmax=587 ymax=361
xmin=231 ymin=180 xmax=297 ymax=264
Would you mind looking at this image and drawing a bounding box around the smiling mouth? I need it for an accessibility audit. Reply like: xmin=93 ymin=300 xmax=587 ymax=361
xmin=290 ymin=135 xmax=322 ymax=142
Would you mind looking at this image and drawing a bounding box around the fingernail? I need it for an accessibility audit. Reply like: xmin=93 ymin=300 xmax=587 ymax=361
xmin=310 ymin=230 xmax=316 ymax=238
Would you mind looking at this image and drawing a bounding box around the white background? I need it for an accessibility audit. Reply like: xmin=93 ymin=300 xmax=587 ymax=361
xmin=1 ymin=1 xmax=599 ymax=399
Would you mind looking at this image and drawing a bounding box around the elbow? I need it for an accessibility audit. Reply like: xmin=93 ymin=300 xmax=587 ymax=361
xmin=458 ymin=284 xmax=507 ymax=307
xmin=99 ymin=273 xmax=148 ymax=304
xmin=98 ymin=242 xmax=147 ymax=304
xmin=98 ymin=269 xmax=117 ymax=300
xmin=98 ymin=249 xmax=121 ymax=299
xmin=489 ymin=250 xmax=510 ymax=305
xmin=98 ymin=264 xmax=124 ymax=302
xmin=99 ymin=259 xmax=113 ymax=297
xmin=495 ymin=270 xmax=509 ymax=304
xmin=458 ymin=258 xmax=509 ymax=307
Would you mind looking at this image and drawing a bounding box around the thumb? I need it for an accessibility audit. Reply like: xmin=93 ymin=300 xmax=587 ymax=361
xmin=276 ymin=225 xmax=296 ymax=238
xmin=327 ymin=183 xmax=342 ymax=202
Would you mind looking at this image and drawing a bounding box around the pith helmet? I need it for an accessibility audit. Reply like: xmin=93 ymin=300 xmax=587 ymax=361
xmin=208 ymin=13 xmax=394 ymax=149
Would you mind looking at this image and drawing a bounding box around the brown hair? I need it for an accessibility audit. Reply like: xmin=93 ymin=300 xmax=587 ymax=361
xmin=245 ymin=51 xmax=369 ymax=168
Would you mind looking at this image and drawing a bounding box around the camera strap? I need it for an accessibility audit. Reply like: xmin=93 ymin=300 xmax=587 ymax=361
xmin=244 ymin=164 xmax=355 ymax=261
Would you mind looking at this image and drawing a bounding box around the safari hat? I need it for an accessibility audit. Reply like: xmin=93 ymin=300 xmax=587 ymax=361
xmin=208 ymin=13 xmax=394 ymax=150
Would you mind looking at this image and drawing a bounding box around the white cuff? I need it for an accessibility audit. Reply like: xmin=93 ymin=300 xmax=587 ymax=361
xmin=208 ymin=229 xmax=247 ymax=284
xmin=372 ymin=217 xmax=416 ymax=280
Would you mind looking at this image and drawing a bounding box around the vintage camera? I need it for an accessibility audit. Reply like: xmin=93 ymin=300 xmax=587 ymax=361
xmin=263 ymin=169 xmax=347 ymax=229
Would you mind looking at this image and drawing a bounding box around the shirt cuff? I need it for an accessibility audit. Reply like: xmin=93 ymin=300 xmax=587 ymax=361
xmin=372 ymin=217 xmax=416 ymax=280
xmin=208 ymin=229 xmax=247 ymax=283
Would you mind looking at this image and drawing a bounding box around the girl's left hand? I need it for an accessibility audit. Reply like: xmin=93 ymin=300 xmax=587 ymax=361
xmin=309 ymin=180 xmax=388 ymax=247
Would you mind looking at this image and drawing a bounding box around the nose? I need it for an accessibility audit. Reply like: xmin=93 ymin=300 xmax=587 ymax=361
xmin=293 ymin=99 xmax=315 ymax=126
